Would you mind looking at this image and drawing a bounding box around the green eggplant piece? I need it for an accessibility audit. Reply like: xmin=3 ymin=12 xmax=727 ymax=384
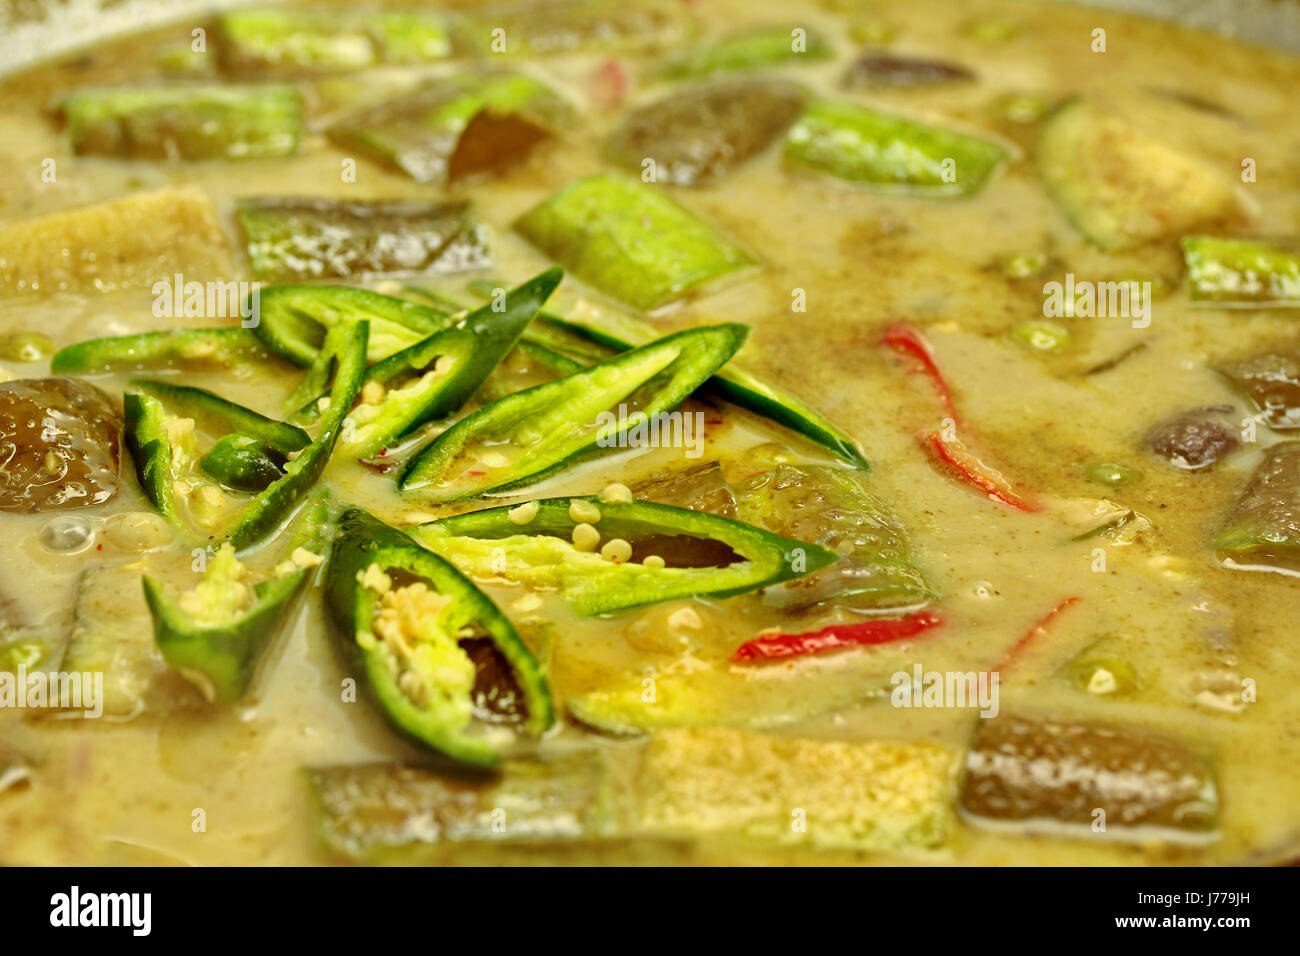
xmin=659 ymin=24 xmax=832 ymax=79
xmin=784 ymin=99 xmax=1007 ymax=196
xmin=1214 ymin=441 xmax=1300 ymax=573
xmin=454 ymin=0 xmax=691 ymax=57
xmin=605 ymin=80 xmax=807 ymax=186
xmin=1217 ymin=350 xmax=1300 ymax=430
xmin=326 ymin=71 xmax=572 ymax=185
xmin=1038 ymin=99 xmax=1241 ymax=250
xmin=512 ymin=173 xmax=755 ymax=312
xmin=60 ymin=84 xmax=302 ymax=160
xmin=308 ymin=754 xmax=612 ymax=862
xmin=732 ymin=457 xmax=932 ymax=614
xmin=236 ymin=197 xmax=489 ymax=283
xmin=1182 ymin=235 xmax=1300 ymax=307
xmin=217 ymin=9 xmax=452 ymax=75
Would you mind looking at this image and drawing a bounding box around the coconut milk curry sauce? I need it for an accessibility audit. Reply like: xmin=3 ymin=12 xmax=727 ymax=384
xmin=1 ymin=0 xmax=1299 ymax=865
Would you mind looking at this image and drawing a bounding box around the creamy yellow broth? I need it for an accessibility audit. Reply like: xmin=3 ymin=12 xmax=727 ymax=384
xmin=1 ymin=0 xmax=1300 ymax=865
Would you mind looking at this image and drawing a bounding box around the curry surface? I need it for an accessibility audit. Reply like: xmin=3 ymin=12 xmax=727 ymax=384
xmin=1 ymin=0 xmax=1300 ymax=865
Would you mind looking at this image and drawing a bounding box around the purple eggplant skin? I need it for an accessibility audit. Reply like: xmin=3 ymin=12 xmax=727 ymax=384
xmin=1215 ymin=441 xmax=1300 ymax=572
xmin=1218 ymin=351 xmax=1300 ymax=431
xmin=842 ymin=53 xmax=975 ymax=90
xmin=605 ymin=80 xmax=807 ymax=186
xmin=960 ymin=714 xmax=1218 ymax=842
xmin=1144 ymin=406 xmax=1240 ymax=471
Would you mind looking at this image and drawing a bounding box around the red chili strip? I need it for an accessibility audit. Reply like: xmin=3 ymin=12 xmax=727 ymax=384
xmin=923 ymin=430 xmax=1039 ymax=512
xmin=590 ymin=59 xmax=628 ymax=110
xmin=883 ymin=323 xmax=961 ymax=423
xmin=994 ymin=597 xmax=1081 ymax=672
xmin=732 ymin=608 xmax=944 ymax=663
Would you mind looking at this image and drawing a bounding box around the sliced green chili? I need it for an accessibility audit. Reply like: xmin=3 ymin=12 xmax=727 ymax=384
xmin=229 ymin=319 xmax=367 ymax=550
xmin=129 ymin=379 xmax=309 ymax=454
xmin=325 ymin=507 xmax=552 ymax=768
xmin=320 ymin=269 xmax=561 ymax=459
xmin=512 ymin=173 xmax=755 ymax=312
xmin=527 ymin=303 xmax=869 ymax=468
xmin=51 ymin=328 xmax=269 ymax=374
xmin=144 ymin=491 xmax=331 ymax=704
xmin=123 ymin=323 xmax=365 ymax=550
xmin=200 ymin=434 xmax=288 ymax=492
xmin=784 ymin=99 xmax=1007 ymax=196
xmin=399 ymin=323 xmax=747 ymax=502
xmin=412 ymin=495 xmax=838 ymax=615
xmin=253 ymin=284 xmax=449 ymax=367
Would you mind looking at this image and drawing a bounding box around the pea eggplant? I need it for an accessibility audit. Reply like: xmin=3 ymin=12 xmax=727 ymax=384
xmin=399 ymin=323 xmax=747 ymax=501
xmin=411 ymin=494 xmax=837 ymax=615
xmin=325 ymin=507 xmax=552 ymax=768
xmin=144 ymin=491 xmax=330 ymax=704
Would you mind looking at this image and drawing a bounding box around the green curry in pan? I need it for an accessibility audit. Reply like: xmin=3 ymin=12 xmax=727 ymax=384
xmin=1 ymin=0 xmax=1299 ymax=865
